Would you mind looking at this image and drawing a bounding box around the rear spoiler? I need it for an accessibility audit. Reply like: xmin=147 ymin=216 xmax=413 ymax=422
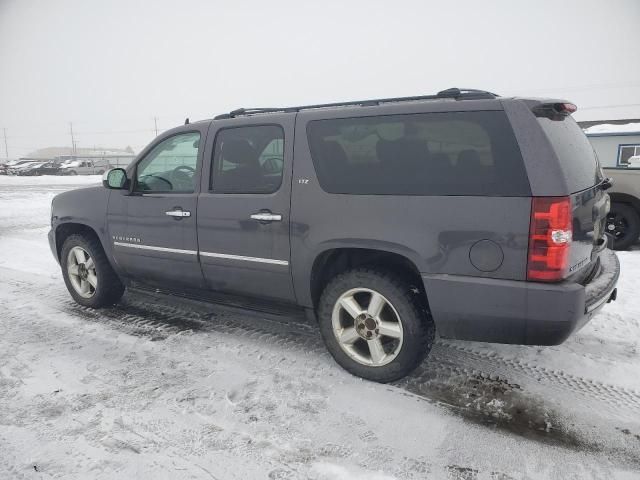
xmin=532 ymin=102 xmax=577 ymax=120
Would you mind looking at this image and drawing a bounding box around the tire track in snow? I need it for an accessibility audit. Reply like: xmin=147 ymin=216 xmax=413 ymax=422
xmin=4 ymin=268 xmax=640 ymax=422
xmin=428 ymin=341 xmax=640 ymax=416
xmin=0 ymin=434 xmax=33 ymax=480
xmin=119 ymin=289 xmax=640 ymax=418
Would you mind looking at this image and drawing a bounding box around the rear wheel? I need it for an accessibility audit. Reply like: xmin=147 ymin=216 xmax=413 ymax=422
xmin=607 ymin=203 xmax=640 ymax=250
xmin=61 ymin=233 xmax=125 ymax=307
xmin=68 ymin=170 xmax=77 ymax=176
xmin=317 ymin=268 xmax=435 ymax=383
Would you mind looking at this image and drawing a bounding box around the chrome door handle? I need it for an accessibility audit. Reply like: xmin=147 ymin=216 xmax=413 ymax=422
xmin=250 ymin=212 xmax=282 ymax=222
xmin=165 ymin=209 xmax=191 ymax=218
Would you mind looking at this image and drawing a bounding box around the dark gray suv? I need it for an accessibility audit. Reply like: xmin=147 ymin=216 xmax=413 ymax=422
xmin=48 ymin=88 xmax=620 ymax=382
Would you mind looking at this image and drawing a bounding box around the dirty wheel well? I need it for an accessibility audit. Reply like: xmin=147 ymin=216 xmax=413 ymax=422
xmin=310 ymin=248 xmax=427 ymax=309
xmin=55 ymin=224 xmax=101 ymax=260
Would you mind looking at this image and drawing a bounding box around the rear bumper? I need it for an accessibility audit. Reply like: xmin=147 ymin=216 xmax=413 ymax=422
xmin=422 ymin=248 xmax=620 ymax=345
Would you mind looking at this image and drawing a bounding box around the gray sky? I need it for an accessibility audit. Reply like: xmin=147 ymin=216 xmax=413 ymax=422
xmin=1 ymin=0 xmax=639 ymax=158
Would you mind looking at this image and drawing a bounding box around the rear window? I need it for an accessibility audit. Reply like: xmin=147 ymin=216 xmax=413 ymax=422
xmin=306 ymin=111 xmax=530 ymax=196
xmin=537 ymin=116 xmax=601 ymax=192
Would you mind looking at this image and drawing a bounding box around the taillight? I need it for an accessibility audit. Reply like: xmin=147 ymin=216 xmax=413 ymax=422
xmin=527 ymin=197 xmax=572 ymax=282
xmin=554 ymin=102 xmax=577 ymax=114
xmin=532 ymin=102 xmax=577 ymax=120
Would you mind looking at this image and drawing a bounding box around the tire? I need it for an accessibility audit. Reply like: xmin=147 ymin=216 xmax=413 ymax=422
xmin=68 ymin=170 xmax=77 ymax=176
xmin=317 ymin=268 xmax=435 ymax=383
xmin=607 ymin=203 xmax=640 ymax=250
xmin=61 ymin=233 xmax=125 ymax=308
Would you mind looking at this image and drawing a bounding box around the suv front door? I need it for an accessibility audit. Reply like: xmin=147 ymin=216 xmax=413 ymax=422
xmin=107 ymin=128 xmax=206 ymax=289
xmin=198 ymin=116 xmax=295 ymax=301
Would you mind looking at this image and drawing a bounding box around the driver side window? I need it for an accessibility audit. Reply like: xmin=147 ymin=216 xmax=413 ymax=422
xmin=135 ymin=132 xmax=200 ymax=193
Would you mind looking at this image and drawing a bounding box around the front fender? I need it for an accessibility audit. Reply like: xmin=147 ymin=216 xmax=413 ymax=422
xmin=50 ymin=186 xmax=112 ymax=261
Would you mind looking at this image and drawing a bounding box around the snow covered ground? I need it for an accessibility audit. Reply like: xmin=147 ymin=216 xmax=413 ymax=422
xmin=1 ymin=176 xmax=639 ymax=480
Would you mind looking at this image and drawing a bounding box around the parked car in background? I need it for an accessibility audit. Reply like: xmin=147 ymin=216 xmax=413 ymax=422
xmin=603 ymin=166 xmax=640 ymax=249
xmin=17 ymin=161 xmax=49 ymax=176
xmin=59 ymin=158 xmax=110 ymax=175
xmin=8 ymin=160 xmax=43 ymax=175
xmin=627 ymin=155 xmax=640 ymax=168
xmin=49 ymin=89 xmax=619 ymax=382
xmin=3 ymin=159 xmax=34 ymax=174
xmin=30 ymin=161 xmax=63 ymax=176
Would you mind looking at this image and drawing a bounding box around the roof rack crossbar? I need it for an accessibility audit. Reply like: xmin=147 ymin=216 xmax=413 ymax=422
xmin=213 ymin=88 xmax=499 ymax=119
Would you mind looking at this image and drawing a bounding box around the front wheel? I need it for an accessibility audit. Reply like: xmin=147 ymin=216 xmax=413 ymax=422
xmin=607 ymin=203 xmax=640 ymax=250
xmin=317 ymin=268 xmax=435 ymax=383
xmin=61 ymin=233 xmax=125 ymax=307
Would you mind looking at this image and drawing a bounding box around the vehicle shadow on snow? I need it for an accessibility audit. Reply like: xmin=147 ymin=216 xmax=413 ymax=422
xmin=65 ymin=287 xmax=640 ymax=467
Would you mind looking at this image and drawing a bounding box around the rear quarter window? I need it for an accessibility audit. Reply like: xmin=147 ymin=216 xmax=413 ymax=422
xmin=306 ymin=111 xmax=530 ymax=196
xmin=537 ymin=116 xmax=601 ymax=193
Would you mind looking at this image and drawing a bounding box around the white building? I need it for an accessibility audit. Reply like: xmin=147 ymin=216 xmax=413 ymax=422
xmin=584 ymin=123 xmax=640 ymax=168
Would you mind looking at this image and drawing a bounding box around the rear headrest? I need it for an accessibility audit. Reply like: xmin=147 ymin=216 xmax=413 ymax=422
xmin=321 ymin=141 xmax=348 ymax=165
xmin=376 ymin=138 xmax=430 ymax=167
xmin=376 ymin=139 xmax=395 ymax=164
xmin=430 ymin=153 xmax=451 ymax=171
xmin=319 ymin=140 xmax=349 ymax=176
xmin=457 ymin=149 xmax=482 ymax=169
xmin=222 ymin=139 xmax=259 ymax=166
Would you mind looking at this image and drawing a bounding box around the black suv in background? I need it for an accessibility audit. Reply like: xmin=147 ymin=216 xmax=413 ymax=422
xmin=49 ymin=88 xmax=619 ymax=382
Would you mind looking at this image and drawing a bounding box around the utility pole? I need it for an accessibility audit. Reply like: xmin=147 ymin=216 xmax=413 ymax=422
xmin=69 ymin=122 xmax=76 ymax=155
xmin=153 ymin=117 xmax=159 ymax=137
xmin=2 ymin=128 xmax=8 ymax=159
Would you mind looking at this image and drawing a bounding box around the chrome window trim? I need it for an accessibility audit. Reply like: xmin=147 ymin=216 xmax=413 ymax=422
xmin=200 ymin=251 xmax=289 ymax=266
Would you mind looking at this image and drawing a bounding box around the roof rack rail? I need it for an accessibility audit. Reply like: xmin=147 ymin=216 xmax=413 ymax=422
xmin=213 ymin=88 xmax=499 ymax=119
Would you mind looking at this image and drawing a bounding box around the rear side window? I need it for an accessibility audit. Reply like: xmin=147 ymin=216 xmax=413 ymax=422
xmin=211 ymin=125 xmax=284 ymax=194
xmin=537 ymin=117 xmax=601 ymax=192
xmin=306 ymin=111 xmax=530 ymax=196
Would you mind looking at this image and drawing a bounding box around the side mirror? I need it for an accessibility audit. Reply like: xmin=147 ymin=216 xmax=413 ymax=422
xmin=103 ymin=168 xmax=128 ymax=189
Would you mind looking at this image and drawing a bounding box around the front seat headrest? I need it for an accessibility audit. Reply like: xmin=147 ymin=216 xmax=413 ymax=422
xmin=222 ymin=139 xmax=259 ymax=166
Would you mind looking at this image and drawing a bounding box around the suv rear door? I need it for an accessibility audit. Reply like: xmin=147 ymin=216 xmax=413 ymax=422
xmin=197 ymin=114 xmax=295 ymax=302
xmin=506 ymin=100 xmax=608 ymax=282
xmin=537 ymin=114 xmax=608 ymax=281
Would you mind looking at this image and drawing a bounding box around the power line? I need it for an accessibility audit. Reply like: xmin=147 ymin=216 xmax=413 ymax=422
xmin=503 ymin=81 xmax=640 ymax=96
xmin=154 ymin=117 xmax=159 ymax=137
xmin=76 ymin=128 xmax=155 ymax=135
xmin=5 ymin=128 xmax=155 ymax=138
xmin=580 ymin=103 xmax=640 ymax=111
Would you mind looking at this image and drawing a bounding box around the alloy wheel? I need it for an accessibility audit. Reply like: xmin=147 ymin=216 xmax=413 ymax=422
xmin=67 ymin=246 xmax=97 ymax=298
xmin=331 ymin=288 xmax=404 ymax=367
